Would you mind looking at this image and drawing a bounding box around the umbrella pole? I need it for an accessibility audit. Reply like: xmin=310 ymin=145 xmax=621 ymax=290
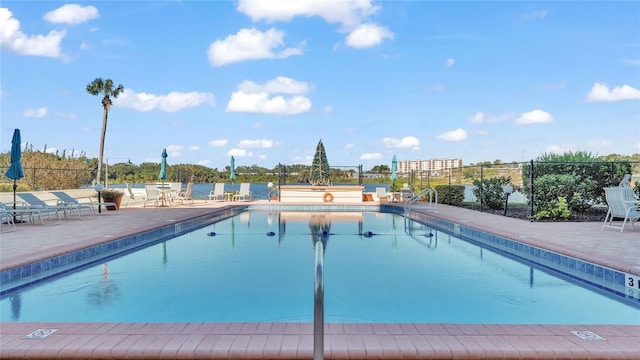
xmin=12 ymin=180 xmax=22 ymax=223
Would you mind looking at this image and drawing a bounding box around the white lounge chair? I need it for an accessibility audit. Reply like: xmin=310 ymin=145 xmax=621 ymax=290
xmin=233 ymin=183 xmax=252 ymax=201
xmin=602 ymin=187 xmax=640 ymax=232
xmin=0 ymin=201 xmax=62 ymax=226
xmin=1 ymin=203 xmax=16 ymax=232
xmin=124 ymin=183 xmax=146 ymax=207
xmin=17 ymin=193 xmax=84 ymax=220
xmin=144 ymin=184 xmax=161 ymax=208
xmin=208 ymin=183 xmax=225 ymax=201
xmin=619 ymin=174 xmax=639 ymax=205
xmin=168 ymin=182 xmax=183 ymax=203
xmin=375 ymin=187 xmax=391 ymax=203
xmin=50 ymin=191 xmax=96 ymax=216
xmin=174 ymin=182 xmax=194 ymax=205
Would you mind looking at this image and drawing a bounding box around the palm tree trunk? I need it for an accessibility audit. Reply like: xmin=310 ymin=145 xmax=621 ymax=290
xmin=96 ymin=108 xmax=109 ymax=184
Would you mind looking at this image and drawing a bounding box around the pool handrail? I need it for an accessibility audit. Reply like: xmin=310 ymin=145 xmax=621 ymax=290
xmin=314 ymin=240 xmax=324 ymax=360
xmin=404 ymin=188 xmax=437 ymax=217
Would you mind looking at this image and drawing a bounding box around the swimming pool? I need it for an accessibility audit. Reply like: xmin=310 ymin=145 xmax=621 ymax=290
xmin=1 ymin=210 xmax=638 ymax=324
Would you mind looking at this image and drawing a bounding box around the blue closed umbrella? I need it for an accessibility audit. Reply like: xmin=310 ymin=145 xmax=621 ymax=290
xmin=390 ymin=155 xmax=398 ymax=179
xmin=390 ymin=155 xmax=398 ymax=191
xmin=5 ymin=129 xmax=24 ymax=214
xmin=230 ymin=156 xmax=236 ymax=190
xmin=158 ymin=148 xmax=167 ymax=181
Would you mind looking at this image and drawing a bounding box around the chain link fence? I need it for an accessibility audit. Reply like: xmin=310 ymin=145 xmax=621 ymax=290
xmin=0 ymin=166 xmax=93 ymax=191
xmin=401 ymin=161 xmax=639 ymax=220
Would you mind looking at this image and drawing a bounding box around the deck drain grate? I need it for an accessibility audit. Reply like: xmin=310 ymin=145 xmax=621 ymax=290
xmin=23 ymin=328 xmax=58 ymax=339
xmin=571 ymin=330 xmax=606 ymax=341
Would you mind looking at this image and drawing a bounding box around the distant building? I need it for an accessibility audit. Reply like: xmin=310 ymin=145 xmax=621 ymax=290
xmin=397 ymin=158 xmax=463 ymax=175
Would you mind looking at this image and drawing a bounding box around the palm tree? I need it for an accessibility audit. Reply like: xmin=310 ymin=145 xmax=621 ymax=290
xmin=86 ymin=78 xmax=125 ymax=185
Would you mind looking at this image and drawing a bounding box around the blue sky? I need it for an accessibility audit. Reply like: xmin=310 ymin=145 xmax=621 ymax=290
xmin=1 ymin=1 xmax=639 ymax=171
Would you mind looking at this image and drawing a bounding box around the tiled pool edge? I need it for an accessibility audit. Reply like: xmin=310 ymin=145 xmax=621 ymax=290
xmin=402 ymin=208 xmax=636 ymax=305
xmin=0 ymin=207 xmax=243 ymax=295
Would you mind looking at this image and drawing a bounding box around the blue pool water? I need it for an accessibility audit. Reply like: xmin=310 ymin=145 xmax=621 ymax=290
xmin=1 ymin=211 xmax=639 ymax=324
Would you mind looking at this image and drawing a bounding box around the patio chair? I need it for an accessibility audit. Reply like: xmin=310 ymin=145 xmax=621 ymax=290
xmin=375 ymin=187 xmax=390 ymax=203
xmin=1 ymin=203 xmax=16 ymax=232
xmin=17 ymin=192 xmax=84 ymax=220
xmin=208 ymin=183 xmax=225 ymax=201
xmin=50 ymin=191 xmax=96 ymax=216
xmin=0 ymin=201 xmax=62 ymax=226
xmin=602 ymin=187 xmax=640 ymax=232
xmin=168 ymin=182 xmax=183 ymax=203
xmin=174 ymin=182 xmax=194 ymax=205
xmin=124 ymin=183 xmax=146 ymax=207
xmin=233 ymin=183 xmax=252 ymax=201
xmin=143 ymin=184 xmax=161 ymax=208
xmin=619 ymin=174 xmax=639 ymax=205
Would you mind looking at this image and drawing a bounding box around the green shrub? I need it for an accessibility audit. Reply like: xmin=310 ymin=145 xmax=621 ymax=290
xmin=471 ymin=176 xmax=511 ymax=210
xmin=534 ymin=196 xmax=571 ymax=220
xmin=533 ymin=174 xmax=596 ymax=215
xmin=435 ymin=185 xmax=464 ymax=206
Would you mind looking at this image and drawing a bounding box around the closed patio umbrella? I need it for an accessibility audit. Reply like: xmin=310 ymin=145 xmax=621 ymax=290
xmin=230 ymin=156 xmax=236 ymax=191
xmin=159 ymin=148 xmax=167 ymax=182
xmin=5 ymin=129 xmax=24 ymax=220
xmin=390 ymin=154 xmax=398 ymax=190
xmin=158 ymin=148 xmax=168 ymax=206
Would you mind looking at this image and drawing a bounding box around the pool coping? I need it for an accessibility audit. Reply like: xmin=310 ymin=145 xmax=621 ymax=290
xmin=1 ymin=202 xmax=639 ymax=359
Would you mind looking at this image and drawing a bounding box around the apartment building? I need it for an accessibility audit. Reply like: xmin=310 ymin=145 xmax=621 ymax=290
xmin=397 ymin=158 xmax=463 ymax=175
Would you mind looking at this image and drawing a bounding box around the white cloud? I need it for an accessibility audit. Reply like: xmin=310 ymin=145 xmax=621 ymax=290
xmin=436 ymin=128 xmax=468 ymax=141
xmin=228 ymin=148 xmax=252 ymax=157
xmin=24 ymin=107 xmax=48 ymax=118
xmin=633 ymin=142 xmax=640 ymax=149
xmin=324 ymin=105 xmax=333 ymax=113
xmin=0 ymin=8 xmax=66 ymax=58
xmin=238 ymin=139 xmax=277 ymax=148
xmin=468 ymin=111 xmax=511 ymax=124
xmin=237 ymin=0 xmax=379 ymax=30
xmin=226 ymin=92 xmax=311 ymax=115
xmin=360 ymin=152 xmax=382 ymax=160
xmin=207 ymin=28 xmax=303 ymax=67
xmin=188 ymin=145 xmax=199 ymax=151
xmin=114 ymin=89 xmax=215 ymax=112
xmin=524 ymin=9 xmax=549 ymax=18
xmin=382 ymin=136 xmax=420 ymax=150
xmin=586 ymin=83 xmax=640 ymax=102
xmin=445 ymin=58 xmax=455 ymax=67
xmin=345 ymin=23 xmax=393 ymax=49
xmin=236 ymin=0 xmax=391 ymax=49
xmin=238 ymin=76 xmax=311 ymax=94
xmin=166 ymin=145 xmax=184 ymax=158
xmin=344 ymin=143 xmax=354 ymax=149
xmin=226 ymin=77 xmax=312 ymax=115
xmin=545 ymin=144 xmax=576 ymax=154
xmin=43 ymin=4 xmax=99 ymax=24
xmin=209 ymin=139 xmax=228 ymax=147
xmin=429 ymin=84 xmax=445 ymax=92
xmin=468 ymin=112 xmax=484 ymax=124
xmin=586 ymin=140 xmax=613 ymax=148
xmin=514 ymin=109 xmax=554 ymax=125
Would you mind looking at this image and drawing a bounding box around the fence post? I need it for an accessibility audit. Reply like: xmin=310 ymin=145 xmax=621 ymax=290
xmin=529 ymin=160 xmax=534 ymax=221
xmin=480 ymin=165 xmax=484 ymax=213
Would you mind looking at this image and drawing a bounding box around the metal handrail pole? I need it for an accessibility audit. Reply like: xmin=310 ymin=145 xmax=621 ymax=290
xmin=313 ymin=240 xmax=324 ymax=360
